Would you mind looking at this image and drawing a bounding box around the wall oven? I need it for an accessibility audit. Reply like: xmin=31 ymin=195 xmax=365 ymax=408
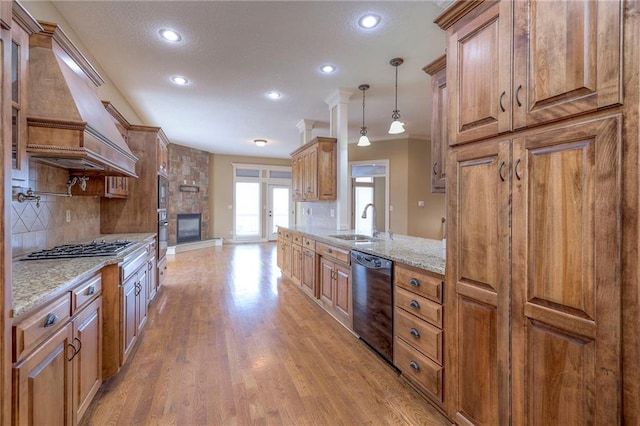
xmin=158 ymin=210 xmax=168 ymax=259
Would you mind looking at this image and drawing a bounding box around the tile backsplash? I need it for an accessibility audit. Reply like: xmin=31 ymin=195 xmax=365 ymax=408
xmin=11 ymin=161 xmax=101 ymax=258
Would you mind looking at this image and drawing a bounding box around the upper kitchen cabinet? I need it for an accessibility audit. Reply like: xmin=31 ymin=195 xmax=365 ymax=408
xmin=438 ymin=0 xmax=622 ymax=145
xmin=290 ymin=137 xmax=336 ymax=202
xmin=26 ymin=22 xmax=138 ymax=176
xmin=423 ymin=54 xmax=447 ymax=193
xmin=10 ymin=3 xmax=41 ymax=184
xmin=157 ymin=131 xmax=169 ymax=177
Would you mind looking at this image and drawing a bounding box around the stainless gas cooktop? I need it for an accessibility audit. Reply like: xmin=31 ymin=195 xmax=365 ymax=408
xmin=21 ymin=240 xmax=133 ymax=260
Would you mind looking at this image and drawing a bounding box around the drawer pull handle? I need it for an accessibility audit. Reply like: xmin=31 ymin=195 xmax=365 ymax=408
xmin=409 ymin=300 xmax=420 ymax=309
xmin=44 ymin=313 xmax=59 ymax=328
xmin=409 ymin=278 xmax=420 ymax=287
xmin=328 ymin=248 xmax=333 ymax=254
xmin=410 ymin=328 xmax=420 ymax=338
xmin=87 ymin=286 xmax=96 ymax=296
xmin=409 ymin=360 xmax=420 ymax=372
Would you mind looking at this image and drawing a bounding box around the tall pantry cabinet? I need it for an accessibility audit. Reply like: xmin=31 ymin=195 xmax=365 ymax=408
xmin=436 ymin=0 xmax=638 ymax=424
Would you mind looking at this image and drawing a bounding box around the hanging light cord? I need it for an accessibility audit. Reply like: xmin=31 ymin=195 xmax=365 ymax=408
xmin=361 ymin=88 xmax=367 ymax=136
xmin=392 ymin=64 xmax=400 ymax=121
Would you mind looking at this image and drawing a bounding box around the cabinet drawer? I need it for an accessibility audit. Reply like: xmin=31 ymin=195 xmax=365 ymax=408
xmin=13 ymin=294 xmax=71 ymax=361
xmin=121 ymin=247 xmax=147 ymax=282
xmin=316 ymin=242 xmax=349 ymax=264
xmin=394 ymin=337 xmax=443 ymax=403
xmin=394 ymin=264 xmax=443 ymax=303
xmin=282 ymin=230 xmax=292 ymax=240
xmin=395 ymin=286 xmax=443 ymax=328
xmin=394 ymin=308 xmax=443 ymax=364
xmin=302 ymin=237 xmax=315 ymax=250
xmin=71 ymin=274 xmax=102 ymax=315
xmin=291 ymin=232 xmax=303 ymax=245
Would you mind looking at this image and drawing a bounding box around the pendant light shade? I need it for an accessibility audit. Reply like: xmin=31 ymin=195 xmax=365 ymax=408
xmin=388 ymin=57 xmax=405 ymax=135
xmin=357 ymin=84 xmax=371 ymax=147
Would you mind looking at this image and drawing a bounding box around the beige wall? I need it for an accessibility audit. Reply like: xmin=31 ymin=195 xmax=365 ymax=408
xmin=22 ymin=1 xmax=143 ymax=125
xmin=348 ymin=137 xmax=445 ymax=239
xmin=209 ymin=154 xmax=290 ymax=240
xmin=407 ymin=139 xmax=446 ymax=239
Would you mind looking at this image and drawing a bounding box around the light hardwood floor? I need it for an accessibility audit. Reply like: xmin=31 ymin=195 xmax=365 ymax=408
xmin=81 ymin=243 xmax=450 ymax=425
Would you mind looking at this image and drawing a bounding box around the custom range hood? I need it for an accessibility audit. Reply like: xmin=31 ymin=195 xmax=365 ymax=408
xmin=27 ymin=22 xmax=137 ymax=177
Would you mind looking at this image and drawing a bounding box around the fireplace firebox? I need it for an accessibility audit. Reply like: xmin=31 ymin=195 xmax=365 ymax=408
xmin=177 ymin=213 xmax=202 ymax=244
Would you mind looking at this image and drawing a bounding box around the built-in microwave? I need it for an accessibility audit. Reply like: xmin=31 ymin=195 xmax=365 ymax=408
xmin=158 ymin=175 xmax=168 ymax=210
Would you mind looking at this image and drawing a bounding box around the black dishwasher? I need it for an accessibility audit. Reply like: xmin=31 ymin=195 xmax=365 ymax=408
xmin=351 ymin=250 xmax=394 ymax=364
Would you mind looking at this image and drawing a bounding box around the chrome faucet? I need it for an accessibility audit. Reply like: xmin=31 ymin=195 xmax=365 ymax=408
xmin=361 ymin=203 xmax=378 ymax=237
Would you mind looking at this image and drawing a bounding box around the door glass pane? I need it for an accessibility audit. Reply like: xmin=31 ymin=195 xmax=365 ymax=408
xmin=12 ymin=41 xmax=18 ymax=102
xmin=272 ymin=187 xmax=290 ymax=233
xmin=354 ymin=186 xmax=374 ymax=233
xmin=235 ymin=182 xmax=260 ymax=236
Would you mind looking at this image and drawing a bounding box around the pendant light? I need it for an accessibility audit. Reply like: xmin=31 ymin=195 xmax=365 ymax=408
xmin=388 ymin=57 xmax=405 ymax=134
xmin=357 ymin=84 xmax=371 ymax=147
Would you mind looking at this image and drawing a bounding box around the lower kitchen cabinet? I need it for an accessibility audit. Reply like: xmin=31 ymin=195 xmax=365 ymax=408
xmin=276 ymin=228 xmax=292 ymax=276
xmin=301 ymin=245 xmax=316 ymax=298
xmin=317 ymin=242 xmax=352 ymax=329
xmin=291 ymin=240 xmax=303 ymax=286
xmin=393 ymin=263 xmax=445 ymax=408
xmin=121 ymin=258 xmax=148 ymax=366
xmin=12 ymin=276 xmax=103 ymax=426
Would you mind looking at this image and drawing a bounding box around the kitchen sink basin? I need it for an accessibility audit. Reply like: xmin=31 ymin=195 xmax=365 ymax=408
xmin=329 ymin=234 xmax=377 ymax=242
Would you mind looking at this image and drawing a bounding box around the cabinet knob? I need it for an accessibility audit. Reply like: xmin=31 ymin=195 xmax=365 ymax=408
xmin=410 ymin=328 xmax=420 ymax=338
xmin=43 ymin=313 xmax=59 ymax=328
xmin=409 ymin=300 xmax=420 ymax=309
xmin=409 ymin=360 xmax=420 ymax=372
xmin=409 ymin=278 xmax=420 ymax=287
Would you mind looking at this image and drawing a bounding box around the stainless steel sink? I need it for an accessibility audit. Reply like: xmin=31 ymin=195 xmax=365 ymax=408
xmin=329 ymin=234 xmax=376 ymax=242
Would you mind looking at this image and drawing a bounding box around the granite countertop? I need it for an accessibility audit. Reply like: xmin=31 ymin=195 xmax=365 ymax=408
xmin=12 ymin=233 xmax=156 ymax=319
xmin=281 ymin=225 xmax=446 ymax=275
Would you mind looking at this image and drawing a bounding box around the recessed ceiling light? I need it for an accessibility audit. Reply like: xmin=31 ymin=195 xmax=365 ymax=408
xmin=159 ymin=29 xmax=182 ymax=42
xmin=359 ymin=14 xmax=381 ymax=29
xmin=254 ymin=139 xmax=267 ymax=147
xmin=266 ymin=91 xmax=282 ymax=100
xmin=171 ymin=76 xmax=188 ymax=85
xmin=320 ymin=64 xmax=336 ymax=74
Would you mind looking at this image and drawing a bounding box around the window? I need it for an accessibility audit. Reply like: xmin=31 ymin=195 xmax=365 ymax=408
xmin=234 ymin=182 xmax=261 ymax=237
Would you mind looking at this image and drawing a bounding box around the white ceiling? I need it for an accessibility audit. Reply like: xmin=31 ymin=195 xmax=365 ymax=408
xmin=50 ymin=1 xmax=448 ymax=159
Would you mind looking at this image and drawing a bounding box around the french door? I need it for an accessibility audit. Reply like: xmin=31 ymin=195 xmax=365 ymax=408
xmin=267 ymin=184 xmax=292 ymax=241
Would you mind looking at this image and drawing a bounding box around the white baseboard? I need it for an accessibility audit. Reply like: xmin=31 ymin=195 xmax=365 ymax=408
xmin=167 ymin=238 xmax=223 ymax=255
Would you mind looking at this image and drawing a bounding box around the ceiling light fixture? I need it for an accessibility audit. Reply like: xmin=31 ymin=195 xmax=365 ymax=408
xmin=388 ymin=57 xmax=405 ymax=134
xmin=359 ymin=14 xmax=381 ymax=29
xmin=266 ymin=91 xmax=282 ymax=100
xmin=357 ymin=84 xmax=371 ymax=147
xmin=320 ymin=64 xmax=336 ymax=74
xmin=254 ymin=139 xmax=267 ymax=147
xmin=159 ymin=29 xmax=182 ymax=42
xmin=171 ymin=75 xmax=188 ymax=85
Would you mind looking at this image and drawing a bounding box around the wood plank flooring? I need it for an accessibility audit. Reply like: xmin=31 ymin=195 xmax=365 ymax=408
xmin=81 ymin=243 xmax=450 ymax=425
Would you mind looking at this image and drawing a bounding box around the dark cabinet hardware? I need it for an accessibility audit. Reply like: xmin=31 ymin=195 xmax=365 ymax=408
xmin=43 ymin=313 xmax=59 ymax=328
xmin=409 ymin=278 xmax=420 ymax=287
xmin=409 ymin=300 xmax=420 ymax=309
xmin=499 ymin=91 xmax=506 ymax=112
xmin=410 ymin=328 xmax=421 ymax=338
xmin=409 ymin=360 xmax=420 ymax=372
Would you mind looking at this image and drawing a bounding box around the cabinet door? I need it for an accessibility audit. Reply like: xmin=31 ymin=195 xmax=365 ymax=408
xmin=13 ymin=324 xmax=73 ymax=426
xmin=276 ymin=237 xmax=284 ymax=270
xmin=147 ymin=255 xmax=157 ymax=302
xmin=430 ymin=63 xmax=447 ymax=193
xmin=11 ymin=22 xmax=29 ymax=183
xmin=121 ymin=276 xmax=138 ymax=365
xmin=334 ymin=263 xmax=352 ymax=327
xmin=448 ymin=1 xmax=512 ymax=146
xmin=282 ymin=239 xmax=292 ymax=276
xmin=290 ymin=243 xmax=302 ymax=285
xmin=317 ymin=142 xmax=336 ymax=200
xmin=137 ymin=268 xmax=148 ymax=332
xmin=319 ymin=257 xmax=334 ymax=307
xmin=301 ymin=248 xmax=316 ymax=298
xmin=291 ymin=155 xmax=303 ymax=201
xmin=511 ymin=115 xmax=621 ymax=424
xmin=304 ymin=146 xmax=318 ymax=200
xmin=446 ymin=138 xmax=511 ymax=425
xmin=512 ymin=1 xmax=622 ymax=129
xmin=73 ymin=297 xmax=102 ymax=425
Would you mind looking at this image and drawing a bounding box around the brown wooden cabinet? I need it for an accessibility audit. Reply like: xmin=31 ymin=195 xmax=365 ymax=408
xmin=444 ymin=0 xmax=622 ymax=146
xmin=157 ymin=133 xmax=169 ymax=177
xmin=317 ymin=242 xmax=352 ymax=329
xmin=290 ymin=137 xmax=337 ymax=202
xmin=277 ymin=228 xmax=292 ymax=277
xmin=423 ymin=54 xmax=447 ymax=193
xmin=10 ymin=5 xmax=40 ymax=185
xmin=290 ymin=237 xmax=303 ymax=286
xmin=394 ymin=264 xmax=445 ymax=407
xmin=301 ymin=237 xmax=316 ymax=299
xmin=12 ymin=274 xmax=103 ymax=426
xmin=437 ymin=1 xmax=631 ymax=422
xmin=72 ymin=175 xmax=129 ymax=198
xmin=120 ymin=253 xmax=148 ymax=366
